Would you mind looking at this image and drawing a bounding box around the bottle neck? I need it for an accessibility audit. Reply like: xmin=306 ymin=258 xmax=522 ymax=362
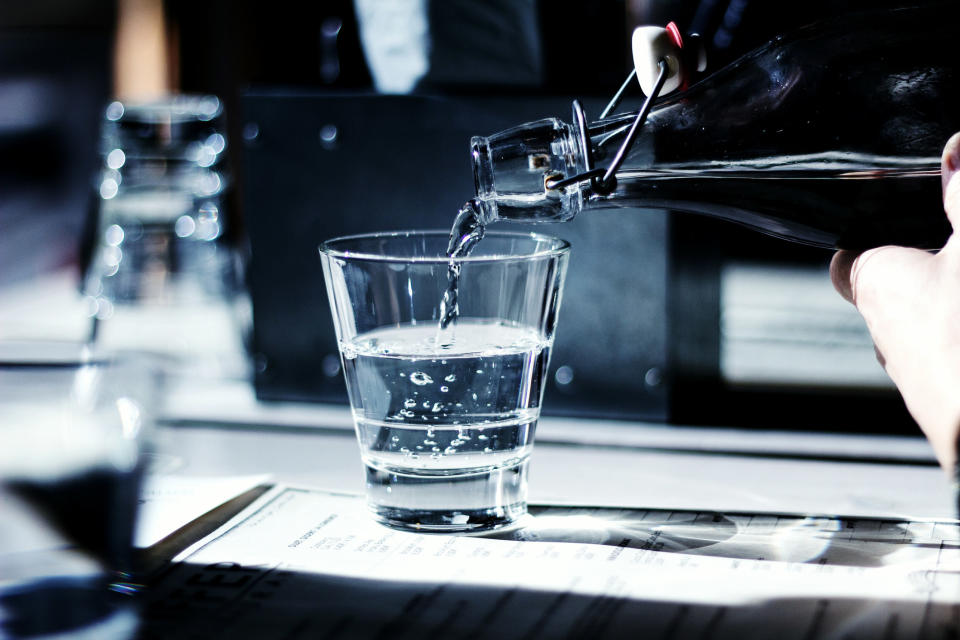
xmin=471 ymin=119 xmax=585 ymax=224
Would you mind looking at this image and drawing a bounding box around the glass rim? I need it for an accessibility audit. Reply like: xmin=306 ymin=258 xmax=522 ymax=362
xmin=318 ymin=229 xmax=570 ymax=264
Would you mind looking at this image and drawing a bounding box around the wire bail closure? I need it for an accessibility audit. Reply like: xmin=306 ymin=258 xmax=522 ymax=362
xmin=545 ymin=59 xmax=669 ymax=196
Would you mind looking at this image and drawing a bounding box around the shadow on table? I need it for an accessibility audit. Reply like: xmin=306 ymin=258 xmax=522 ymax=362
xmin=137 ymin=562 xmax=954 ymax=640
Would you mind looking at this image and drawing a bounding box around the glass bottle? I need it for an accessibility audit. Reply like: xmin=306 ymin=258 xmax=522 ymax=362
xmin=470 ymin=4 xmax=959 ymax=250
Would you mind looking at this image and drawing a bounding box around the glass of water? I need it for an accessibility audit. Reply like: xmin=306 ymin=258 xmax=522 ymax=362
xmin=320 ymin=231 xmax=570 ymax=532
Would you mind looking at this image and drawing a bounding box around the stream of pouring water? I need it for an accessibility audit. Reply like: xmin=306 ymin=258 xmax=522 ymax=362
xmin=438 ymin=199 xmax=486 ymax=336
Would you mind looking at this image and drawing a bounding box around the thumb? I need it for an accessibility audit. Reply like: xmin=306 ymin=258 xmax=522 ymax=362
xmin=831 ymin=245 xmax=934 ymax=318
xmin=829 ymin=250 xmax=858 ymax=304
xmin=941 ymin=131 xmax=960 ymax=225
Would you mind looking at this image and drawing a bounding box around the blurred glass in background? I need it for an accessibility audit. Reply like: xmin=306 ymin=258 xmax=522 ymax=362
xmin=82 ymin=94 xmax=249 ymax=380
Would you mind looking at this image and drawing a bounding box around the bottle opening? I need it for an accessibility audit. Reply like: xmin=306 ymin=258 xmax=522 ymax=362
xmin=470 ymin=135 xmax=497 ymax=223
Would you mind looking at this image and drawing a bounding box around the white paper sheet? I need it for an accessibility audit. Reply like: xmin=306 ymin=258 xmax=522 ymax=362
xmin=135 ymin=474 xmax=270 ymax=548
xmin=143 ymin=486 xmax=960 ymax=639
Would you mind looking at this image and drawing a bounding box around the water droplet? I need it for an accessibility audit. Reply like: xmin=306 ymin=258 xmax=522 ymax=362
xmin=478 ymin=434 xmax=488 ymax=440
xmin=431 ymin=402 xmax=442 ymax=413
xmin=444 ymin=374 xmax=456 ymax=382
xmin=445 ymin=446 xmax=457 ymax=455
xmin=427 ymin=428 xmax=435 ymax=438
xmin=410 ymin=371 xmax=433 ymax=386
xmin=399 ymin=409 xmax=414 ymax=418
xmin=476 ymin=369 xmax=484 ymax=374
xmin=403 ymin=399 xmax=417 ymax=408
xmin=472 ymin=393 xmax=478 ymax=401
xmin=422 ymin=401 xmax=431 ymax=408
xmin=424 ymin=439 xmax=437 ymax=446
xmin=483 ymin=447 xmax=492 ymax=453
xmin=440 ymin=386 xmax=449 ymax=393
xmin=391 ymin=436 xmax=400 ymax=442
xmin=431 ymin=447 xmax=440 ymax=453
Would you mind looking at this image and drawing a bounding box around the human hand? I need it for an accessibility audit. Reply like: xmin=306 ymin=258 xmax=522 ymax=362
xmin=830 ymin=132 xmax=960 ymax=474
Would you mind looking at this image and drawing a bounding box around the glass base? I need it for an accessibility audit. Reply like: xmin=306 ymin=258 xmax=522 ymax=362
xmin=370 ymin=502 xmax=527 ymax=533
xmin=364 ymin=458 xmax=529 ymax=533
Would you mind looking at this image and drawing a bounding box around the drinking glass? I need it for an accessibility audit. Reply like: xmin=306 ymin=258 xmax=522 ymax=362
xmin=85 ymin=95 xmax=231 ymax=307
xmin=0 ymin=343 xmax=160 ymax=638
xmin=320 ymin=230 xmax=570 ymax=532
xmin=83 ymin=95 xmax=248 ymax=381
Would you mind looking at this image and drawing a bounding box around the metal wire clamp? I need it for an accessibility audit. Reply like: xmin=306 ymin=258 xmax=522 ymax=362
xmin=546 ymin=59 xmax=669 ymax=196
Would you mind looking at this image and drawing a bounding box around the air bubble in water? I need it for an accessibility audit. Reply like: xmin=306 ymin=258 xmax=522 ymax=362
xmin=410 ymin=371 xmax=433 ymax=386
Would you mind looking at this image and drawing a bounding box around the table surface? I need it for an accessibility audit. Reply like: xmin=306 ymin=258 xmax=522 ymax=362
xmin=5 ymin=269 xmax=959 ymax=639
xmin=138 ymin=415 xmax=960 ymax=640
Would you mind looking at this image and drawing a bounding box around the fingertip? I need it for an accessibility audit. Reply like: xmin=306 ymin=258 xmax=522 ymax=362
xmin=830 ymin=250 xmax=857 ymax=303
xmin=942 ymin=132 xmax=960 ymax=185
xmin=942 ymin=133 xmax=960 ymax=223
